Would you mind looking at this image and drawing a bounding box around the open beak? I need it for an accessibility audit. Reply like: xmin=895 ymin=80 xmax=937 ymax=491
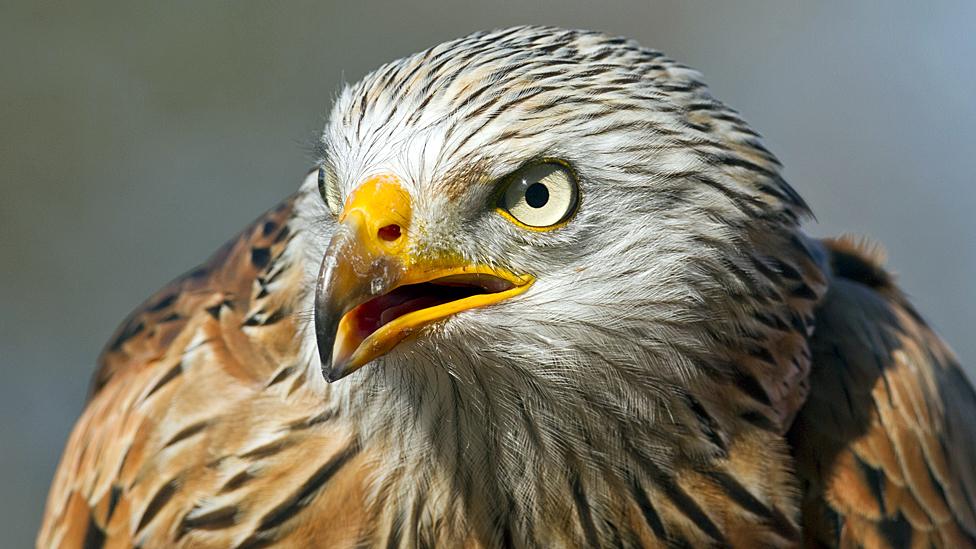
xmin=314 ymin=174 xmax=534 ymax=382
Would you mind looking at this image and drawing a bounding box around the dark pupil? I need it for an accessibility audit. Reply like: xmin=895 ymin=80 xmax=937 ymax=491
xmin=525 ymin=182 xmax=549 ymax=208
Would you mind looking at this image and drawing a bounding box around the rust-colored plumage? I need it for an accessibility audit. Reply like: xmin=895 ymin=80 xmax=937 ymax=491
xmin=41 ymin=202 xmax=382 ymax=548
xmin=39 ymin=26 xmax=976 ymax=548
xmin=791 ymin=238 xmax=976 ymax=547
xmin=38 ymin=206 xmax=976 ymax=548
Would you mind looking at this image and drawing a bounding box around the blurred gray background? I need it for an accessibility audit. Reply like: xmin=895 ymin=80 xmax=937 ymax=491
xmin=3 ymin=1 xmax=974 ymax=545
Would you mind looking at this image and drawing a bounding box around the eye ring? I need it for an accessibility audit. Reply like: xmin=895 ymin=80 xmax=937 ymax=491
xmin=496 ymin=161 xmax=579 ymax=230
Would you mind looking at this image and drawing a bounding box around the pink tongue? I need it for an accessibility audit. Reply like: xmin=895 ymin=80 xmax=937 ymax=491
xmin=378 ymin=295 xmax=445 ymax=326
xmin=349 ymin=289 xmax=420 ymax=338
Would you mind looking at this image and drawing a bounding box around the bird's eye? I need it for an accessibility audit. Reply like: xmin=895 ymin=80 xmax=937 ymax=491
xmin=498 ymin=163 xmax=579 ymax=229
xmin=306 ymin=166 xmax=342 ymax=217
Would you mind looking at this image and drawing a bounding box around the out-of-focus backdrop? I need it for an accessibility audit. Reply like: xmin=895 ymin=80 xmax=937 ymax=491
xmin=3 ymin=1 xmax=974 ymax=544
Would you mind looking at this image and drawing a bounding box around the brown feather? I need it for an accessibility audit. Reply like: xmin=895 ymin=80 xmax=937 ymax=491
xmin=791 ymin=239 xmax=976 ymax=547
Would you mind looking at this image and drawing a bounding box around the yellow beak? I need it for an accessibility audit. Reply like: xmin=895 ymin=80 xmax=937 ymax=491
xmin=314 ymin=174 xmax=534 ymax=382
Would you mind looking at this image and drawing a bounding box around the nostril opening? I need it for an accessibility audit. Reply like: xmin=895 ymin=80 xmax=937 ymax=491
xmin=377 ymin=224 xmax=402 ymax=242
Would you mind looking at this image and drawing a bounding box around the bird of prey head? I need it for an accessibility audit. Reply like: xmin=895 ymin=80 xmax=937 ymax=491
xmin=310 ymin=26 xmax=806 ymax=380
xmin=299 ymin=23 xmax=819 ymax=518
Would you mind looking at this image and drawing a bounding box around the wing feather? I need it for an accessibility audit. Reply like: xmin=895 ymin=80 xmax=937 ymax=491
xmin=791 ymin=238 xmax=976 ymax=547
xmin=38 ymin=198 xmax=370 ymax=548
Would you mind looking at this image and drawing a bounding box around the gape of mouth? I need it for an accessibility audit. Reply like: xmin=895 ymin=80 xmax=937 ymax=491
xmin=345 ymin=274 xmax=516 ymax=342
